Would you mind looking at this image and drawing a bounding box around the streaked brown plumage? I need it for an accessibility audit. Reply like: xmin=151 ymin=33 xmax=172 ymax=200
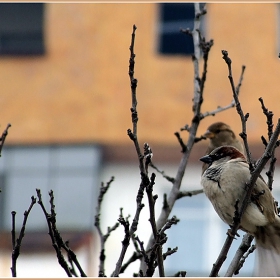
xmin=200 ymin=146 xmax=280 ymax=276
xmin=202 ymin=122 xmax=244 ymax=174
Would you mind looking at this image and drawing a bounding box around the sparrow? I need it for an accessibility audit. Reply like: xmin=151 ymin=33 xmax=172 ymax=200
xmin=200 ymin=145 xmax=280 ymax=277
xmin=202 ymin=122 xmax=244 ymax=174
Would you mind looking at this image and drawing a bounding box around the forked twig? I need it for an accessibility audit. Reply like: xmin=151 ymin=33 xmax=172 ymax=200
xmin=11 ymin=196 xmax=36 ymax=277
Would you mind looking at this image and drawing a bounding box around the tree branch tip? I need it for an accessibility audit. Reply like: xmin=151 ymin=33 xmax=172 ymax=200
xmin=221 ymin=49 xmax=228 ymax=56
xmin=221 ymin=50 xmax=231 ymax=65
xmin=180 ymin=28 xmax=191 ymax=36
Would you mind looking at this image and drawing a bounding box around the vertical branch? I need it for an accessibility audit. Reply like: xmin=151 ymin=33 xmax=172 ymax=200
xmin=11 ymin=196 xmax=36 ymax=277
xmin=36 ymin=189 xmax=75 ymax=277
xmin=111 ymin=179 xmax=145 ymax=276
xmin=191 ymin=4 xmax=203 ymax=115
xmin=127 ymin=24 xmax=145 ymax=174
xmin=145 ymin=173 xmax=165 ymax=276
xmin=125 ymin=24 xmax=164 ymax=277
xmin=11 ymin=211 xmax=17 ymax=277
xmin=94 ymin=177 xmax=119 ymax=277
xmin=48 ymin=190 xmax=87 ymax=277
xmin=259 ymin=97 xmax=278 ymax=190
xmin=225 ymin=233 xmax=255 ymax=276
xmin=141 ymin=3 xmax=210 ymax=272
xmin=0 ymin=123 xmax=11 ymax=157
xmin=221 ymin=50 xmax=253 ymax=170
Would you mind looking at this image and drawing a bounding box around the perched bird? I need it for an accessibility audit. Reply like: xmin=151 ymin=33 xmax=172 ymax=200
xmin=202 ymin=122 xmax=244 ymax=174
xmin=200 ymin=145 xmax=280 ymax=277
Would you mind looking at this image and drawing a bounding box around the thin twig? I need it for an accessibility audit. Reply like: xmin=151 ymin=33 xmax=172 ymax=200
xmin=66 ymin=240 xmax=78 ymax=277
xmin=145 ymin=173 xmax=165 ymax=276
xmin=0 ymin=123 xmax=11 ymax=157
xmin=174 ymin=132 xmax=187 ymax=153
xmin=222 ymin=50 xmax=253 ymax=170
xmin=162 ymin=247 xmax=179 ymax=260
xmin=111 ymin=175 xmax=145 ymax=276
xmin=258 ymin=97 xmax=278 ymax=190
xmin=224 ymin=233 xmax=254 ymax=276
xmin=112 ymin=211 xmax=131 ymax=276
xmin=94 ymin=177 xmax=118 ymax=276
xmin=201 ymin=65 xmax=245 ymax=119
xmin=11 ymin=196 xmax=36 ymax=277
xmin=234 ymin=244 xmax=256 ymax=275
xmin=150 ymin=162 xmax=175 ymax=183
xmin=173 ymin=270 xmax=187 ymax=277
xmin=36 ymin=189 xmax=72 ymax=277
xmin=127 ymin=24 xmax=145 ymax=175
xmin=176 ymin=189 xmax=203 ymax=199
xmin=49 ymin=190 xmax=87 ymax=277
xmin=119 ymin=251 xmax=142 ymax=274
xmin=158 ymin=216 xmax=180 ymax=235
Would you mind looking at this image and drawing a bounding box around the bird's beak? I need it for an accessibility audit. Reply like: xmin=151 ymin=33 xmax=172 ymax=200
xmin=200 ymin=155 xmax=213 ymax=164
xmin=203 ymin=130 xmax=215 ymax=139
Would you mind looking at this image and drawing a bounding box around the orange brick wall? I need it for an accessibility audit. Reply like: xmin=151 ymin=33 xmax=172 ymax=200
xmin=0 ymin=3 xmax=278 ymax=146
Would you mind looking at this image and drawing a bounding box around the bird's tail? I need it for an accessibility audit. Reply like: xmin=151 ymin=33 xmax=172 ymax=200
xmin=254 ymin=221 xmax=280 ymax=277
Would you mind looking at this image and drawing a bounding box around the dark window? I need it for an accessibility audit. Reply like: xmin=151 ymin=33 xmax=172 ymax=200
xmin=0 ymin=3 xmax=45 ymax=55
xmin=157 ymin=3 xmax=205 ymax=56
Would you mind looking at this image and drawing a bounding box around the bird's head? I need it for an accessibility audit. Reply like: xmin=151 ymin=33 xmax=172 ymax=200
xmin=200 ymin=145 xmax=246 ymax=165
xmin=204 ymin=122 xmax=236 ymax=144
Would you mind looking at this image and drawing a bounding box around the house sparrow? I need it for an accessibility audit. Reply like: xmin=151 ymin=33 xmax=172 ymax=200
xmin=202 ymin=122 xmax=244 ymax=174
xmin=200 ymin=146 xmax=280 ymax=277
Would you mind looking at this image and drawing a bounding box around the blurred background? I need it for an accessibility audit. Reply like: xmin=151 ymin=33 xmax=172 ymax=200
xmin=0 ymin=2 xmax=279 ymax=277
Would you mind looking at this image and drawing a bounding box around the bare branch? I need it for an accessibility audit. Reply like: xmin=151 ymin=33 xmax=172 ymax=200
xmin=111 ymin=177 xmax=145 ymax=278
xmin=11 ymin=196 xmax=36 ymax=277
xmin=119 ymin=251 xmax=142 ymax=274
xmin=0 ymin=123 xmax=11 ymax=157
xmin=127 ymin=24 xmax=145 ymax=175
xmin=163 ymin=247 xmax=179 ymax=260
xmin=173 ymin=270 xmax=187 ymax=277
xmin=94 ymin=177 xmax=118 ymax=276
xmin=201 ymin=65 xmax=245 ymax=119
xmin=176 ymin=188 xmax=204 ymax=199
xmin=234 ymin=244 xmax=256 ymax=275
xmin=258 ymin=97 xmax=278 ymax=190
xmin=142 ymin=5 xmax=209 ymax=273
xmin=174 ymin=132 xmax=187 ymax=153
xmin=36 ymin=189 xmax=86 ymax=277
xmin=221 ymin=50 xmax=253 ymax=170
xmin=150 ymin=162 xmax=175 ymax=184
xmin=224 ymin=233 xmax=254 ymax=276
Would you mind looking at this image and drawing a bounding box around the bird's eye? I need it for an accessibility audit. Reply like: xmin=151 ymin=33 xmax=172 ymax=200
xmin=213 ymin=152 xmax=223 ymax=159
xmin=215 ymin=129 xmax=221 ymax=133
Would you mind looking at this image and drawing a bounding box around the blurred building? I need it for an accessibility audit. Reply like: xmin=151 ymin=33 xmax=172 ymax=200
xmin=0 ymin=2 xmax=279 ymax=277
